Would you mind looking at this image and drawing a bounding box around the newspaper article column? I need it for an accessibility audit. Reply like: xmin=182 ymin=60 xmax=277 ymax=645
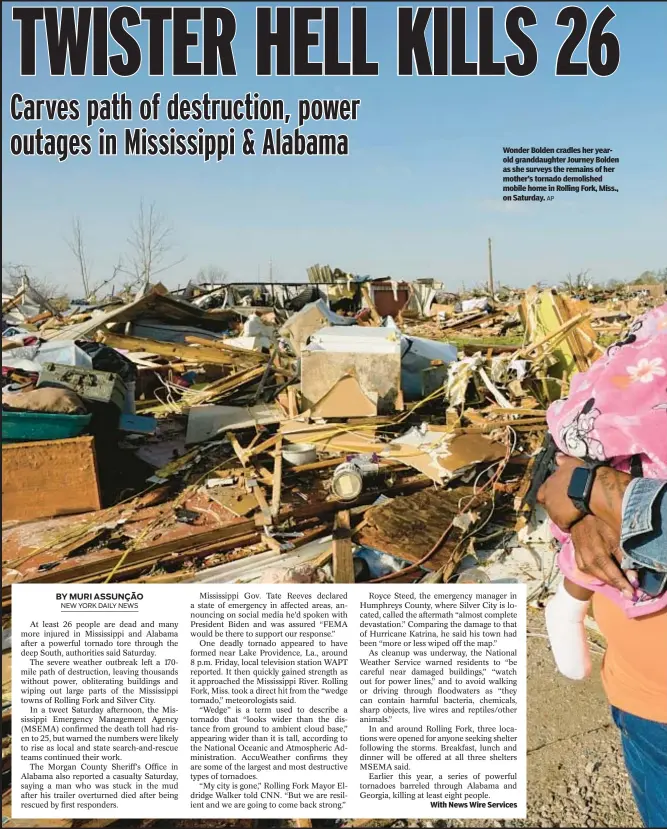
xmin=12 ymin=586 xmax=188 ymax=818
xmin=348 ymin=585 xmax=526 ymax=817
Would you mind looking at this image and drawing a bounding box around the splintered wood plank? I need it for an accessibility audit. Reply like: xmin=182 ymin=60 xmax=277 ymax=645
xmin=251 ymin=483 xmax=273 ymax=525
xmin=333 ymin=510 xmax=353 ymax=583
xmin=356 ymin=487 xmax=481 ymax=571
xmin=245 ymin=433 xmax=280 ymax=460
xmin=287 ymin=384 xmax=299 ymax=417
xmin=97 ymin=330 xmax=236 ymax=365
xmin=361 ymin=284 xmax=382 ymax=325
xmin=254 ymin=464 xmax=274 ymax=486
xmin=226 ymin=432 xmax=248 ymax=467
xmin=184 ymin=335 xmax=267 ymax=362
xmin=271 ymin=436 xmax=283 ymax=516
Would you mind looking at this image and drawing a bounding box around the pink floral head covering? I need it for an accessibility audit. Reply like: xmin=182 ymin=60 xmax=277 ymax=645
xmin=546 ymin=302 xmax=667 ymax=617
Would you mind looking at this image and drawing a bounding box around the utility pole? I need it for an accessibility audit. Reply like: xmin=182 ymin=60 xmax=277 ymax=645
xmin=269 ymin=259 xmax=274 ymax=284
xmin=487 ymin=237 xmax=495 ymax=298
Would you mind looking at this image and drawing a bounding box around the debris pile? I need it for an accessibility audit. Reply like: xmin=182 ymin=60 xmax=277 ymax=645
xmin=2 ymin=266 xmax=665 ymax=822
xmin=4 ymin=271 xmax=664 ymax=584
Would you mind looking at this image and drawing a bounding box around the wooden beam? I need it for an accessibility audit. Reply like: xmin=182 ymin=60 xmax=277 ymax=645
xmin=244 ymin=432 xmax=280 ymax=460
xmin=250 ymin=481 xmax=273 ymax=525
xmin=1 ymin=524 xmax=261 ymax=596
xmin=227 ymin=432 xmax=248 ymax=467
xmin=185 ymin=364 xmax=267 ymax=407
xmin=271 ymin=436 xmax=283 ymax=517
xmin=97 ymin=329 xmax=237 ymax=365
xmin=289 ymin=456 xmax=345 ymax=474
xmin=25 ymin=310 xmax=54 ymax=325
xmin=2 ymin=288 xmax=27 ymax=313
xmin=184 ymin=335 xmax=267 ymax=362
xmin=286 ymin=456 xmax=401 ymax=474
xmin=253 ymin=464 xmax=274 ymax=486
xmin=332 ymin=510 xmax=354 ymax=583
xmin=515 ymin=312 xmax=590 ymax=359
xmin=310 ymin=543 xmax=334 ymax=569
xmin=253 ymin=345 xmax=278 ymax=402
xmin=287 ymin=385 xmax=299 ymax=417
xmin=361 ymin=284 xmax=382 ymax=325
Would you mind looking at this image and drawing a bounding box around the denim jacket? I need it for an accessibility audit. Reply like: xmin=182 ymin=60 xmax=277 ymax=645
xmin=620 ymin=478 xmax=667 ymax=572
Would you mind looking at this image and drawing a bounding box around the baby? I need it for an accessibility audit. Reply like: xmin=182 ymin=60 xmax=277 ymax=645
xmin=543 ymin=303 xmax=667 ymax=680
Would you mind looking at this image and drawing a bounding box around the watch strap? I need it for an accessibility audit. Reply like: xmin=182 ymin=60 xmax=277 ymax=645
xmin=569 ymin=462 xmax=607 ymax=515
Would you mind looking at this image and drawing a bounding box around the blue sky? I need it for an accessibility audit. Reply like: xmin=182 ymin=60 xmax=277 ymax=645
xmin=2 ymin=1 xmax=666 ymax=295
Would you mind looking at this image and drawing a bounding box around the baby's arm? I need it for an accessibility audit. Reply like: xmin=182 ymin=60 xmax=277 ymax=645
xmin=546 ymin=577 xmax=593 ymax=680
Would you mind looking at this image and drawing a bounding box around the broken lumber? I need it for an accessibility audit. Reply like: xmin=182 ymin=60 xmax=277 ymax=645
xmin=2 ymin=288 xmax=26 ymax=313
xmin=287 ymin=385 xmax=299 ymax=417
xmin=332 ymin=510 xmax=353 ymax=583
xmin=182 ymin=364 xmax=267 ymax=407
xmin=271 ymin=436 xmax=283 ymax=517
xmin=361 ymin=284 xmax=382 ymax=325
xmin=516 ymin=311 xmax=590 ymax=359
xmin=248 ymin=479 xmax=273 ymax=525
xmin=96 ymin=329 xmax=237 ymax=365
xmin=2 ymin=478 xmax=433 ymax=608
xmin=184 ymin=335 xmax=267 ymax=362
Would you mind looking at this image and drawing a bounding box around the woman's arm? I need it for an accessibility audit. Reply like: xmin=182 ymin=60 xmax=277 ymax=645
xmin=538 ymin=456 xmax=667 ymax=588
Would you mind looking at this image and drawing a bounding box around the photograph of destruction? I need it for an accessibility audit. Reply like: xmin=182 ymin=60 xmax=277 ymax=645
xmin=2 ymin=1 xmax=666 ymax=828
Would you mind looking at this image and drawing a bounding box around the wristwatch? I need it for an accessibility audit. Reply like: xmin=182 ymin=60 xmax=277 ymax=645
xmin=567 ymin=463 xmax=607 ymax=516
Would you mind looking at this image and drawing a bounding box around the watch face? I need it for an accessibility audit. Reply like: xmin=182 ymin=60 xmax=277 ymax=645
xmin=568 ymin=466 xmax=590 ymax=501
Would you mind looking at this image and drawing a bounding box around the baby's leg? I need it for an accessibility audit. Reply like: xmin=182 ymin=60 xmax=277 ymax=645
xmin=545 ymin=578 xmax=593 ymax=680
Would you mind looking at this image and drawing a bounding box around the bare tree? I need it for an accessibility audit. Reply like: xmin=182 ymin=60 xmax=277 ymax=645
xmin=65 ymin=216 xmax=92 ymax=298
xmin=560 ymin=269 xmax=591 ymax=293
xmin=606 ymin=278 xmax=624 ymax=290
xmin=87 ymin=257 xmax=124 ymax=302
xmin=193 ymin=264 xmax=229 ymax=286
xmin=121 ymin=199 xmax=184 ymax=289
xmin=2 ymin=261 xmax=27 ymax=295
xmin=630 ymin=269 xmax=667 ymax=286
xmin=2 ymin=262 xmax=65 ymax=302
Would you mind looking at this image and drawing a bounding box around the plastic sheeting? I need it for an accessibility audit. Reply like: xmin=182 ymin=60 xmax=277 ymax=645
xmin=1 ymin=340 xmax=93 ymax=373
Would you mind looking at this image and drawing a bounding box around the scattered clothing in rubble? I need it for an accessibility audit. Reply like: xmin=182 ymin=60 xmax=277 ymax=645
xmin=2 ymin=386 xmax=87 ymax=415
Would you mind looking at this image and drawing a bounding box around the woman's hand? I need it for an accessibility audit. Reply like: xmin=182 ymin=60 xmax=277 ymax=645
xmin=569 ymin=515 xmax=634 ymax=598
xmin=537 ymin=454 xmax=586 ymax=531
xmin=537 ymin=454 xmax=632 ymax=535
